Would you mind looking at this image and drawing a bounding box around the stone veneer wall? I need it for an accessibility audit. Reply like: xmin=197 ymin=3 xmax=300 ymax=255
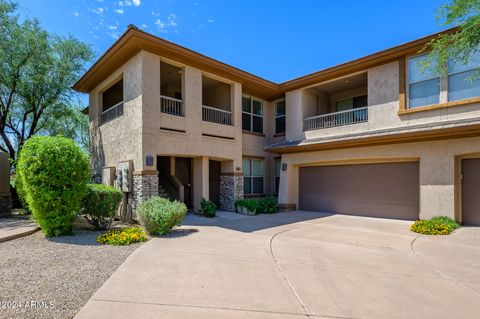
xmin=132 ymin=174 xmax=159 ymax=213
xmin=219 ymin=174 xmax=243 ymax=211
xmin=0 ymin=195 xmax=11 ymax=215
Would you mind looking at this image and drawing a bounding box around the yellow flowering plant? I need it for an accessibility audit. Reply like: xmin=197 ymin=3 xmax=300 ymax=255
xmin=97 ymin=226 xmax=148 ymax=245
xmin=410 ymin=216 xmax=459 ymax=235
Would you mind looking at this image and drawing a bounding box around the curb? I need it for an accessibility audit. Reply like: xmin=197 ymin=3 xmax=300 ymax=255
xmin=0 ymin=226 xmax=40 ymax=243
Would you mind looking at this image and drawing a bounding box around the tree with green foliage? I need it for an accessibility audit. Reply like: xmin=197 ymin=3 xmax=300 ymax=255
xmin=0 ymin=0 xmax=93 ymax=161
xmin=16 ymin=136 xmax=90 ymax=236
xmin=423 ymin=0 xmax=480 ymax=75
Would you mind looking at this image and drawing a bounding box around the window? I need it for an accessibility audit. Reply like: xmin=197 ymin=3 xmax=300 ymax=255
xmin=408 ymin=54 xmax=440 ymax=108
xmin=448 ymin=50 xmax=480 ymax=102
xmin=407 ymin=50 xmax=480 ymax=108
xmin=275 ymin=99 xmax=286 ymax=134
xmin=242 ymin=96 xmax=263 ymax=133
xmin=274 ymin=158 xmax=281 ymax=194
xmin=101 ymin=79 xmax=124 ymax=124
xmin=243 ymin=158 xmax=264 ymax=195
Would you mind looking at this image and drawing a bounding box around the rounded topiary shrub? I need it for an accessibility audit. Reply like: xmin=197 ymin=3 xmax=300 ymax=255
xmin=82 ymin=183 xmax=123 ymax=230
xmin=136 ymin=196 xmax=187 ymax=235
xmin=17 ymin=136 xmax=90 ymax=236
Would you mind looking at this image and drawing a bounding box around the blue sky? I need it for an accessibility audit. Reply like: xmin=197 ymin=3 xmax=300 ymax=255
xmin=17 ymin=0 xmax=446 ymax=84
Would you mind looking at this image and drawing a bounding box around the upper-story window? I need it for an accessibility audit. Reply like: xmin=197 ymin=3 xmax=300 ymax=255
xmin=101 ymin=79 xmax=124 ymax=124
xmin=275 ymin=99 xmax=286 ymax=134
xmin=448 ymin=51 xmax=480 ymax=102
xmin=242 ymin=96 xmax=263 ymax=133
xmin=407 ymin=50 xmax=480 ymax=108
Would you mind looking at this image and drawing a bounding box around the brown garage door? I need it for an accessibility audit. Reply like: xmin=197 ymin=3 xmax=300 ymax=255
xmin=462 ymin=158 xmax=480 ymax=225
xmin=299 ymin=162 xmax=419 ymax=220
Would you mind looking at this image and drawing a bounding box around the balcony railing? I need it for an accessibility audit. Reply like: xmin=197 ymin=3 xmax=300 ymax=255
xmin=304 ymin=107 xmax=368 ymax=131
xmin=101 ymin=101 xmax=124 ymax=124
xmin=161 ymin=95 xmax=183 ymax=116
xmin=202 ymin=105 xmax=233 ymax=125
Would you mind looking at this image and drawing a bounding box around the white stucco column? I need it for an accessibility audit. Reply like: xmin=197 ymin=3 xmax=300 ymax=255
xmin=193 ymin=156 xmax=209 ymax=213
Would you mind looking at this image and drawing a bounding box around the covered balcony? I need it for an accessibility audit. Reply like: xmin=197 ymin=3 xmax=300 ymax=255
xmin=101 ymin=79 xmax=124 ymax=124
xmin=160 ymin=61 xmax=183 ymax=116
xmin=202 ymin=76 xmax=233 ymax=126
xmin=303 ymin=72 xmax=368 ymax=131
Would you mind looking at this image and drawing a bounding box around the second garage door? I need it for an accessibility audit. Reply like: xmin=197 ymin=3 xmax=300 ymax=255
xmin=299 ymin=162 xmax=419 ymax=220
xmin=462 ymin=158 xmax=480 ymax=225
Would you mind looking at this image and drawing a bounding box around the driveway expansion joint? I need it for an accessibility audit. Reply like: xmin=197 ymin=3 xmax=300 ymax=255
xmin=410 ymin=235 xmax=480 ymax=297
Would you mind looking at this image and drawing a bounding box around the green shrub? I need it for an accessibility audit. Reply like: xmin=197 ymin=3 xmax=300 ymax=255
xmin=14 ymin=173 xmax=29 ymax=211
xmin=256 ymin=197 xmax=279 ymax=214
xmin=16 ymin=136 xmax=90 ymax=236
xmin=97 ymin=226 xmax=148 ymax=245
xmin=200 ymin=198 xmax=217 ymax=217
xmin=410 ymin=216 xmax=459 ymax=235
xmin=234 ymin=199 xmax=244 ymax=211
xmin=136 ymin=196 xmax=187 ymax=235
xmin=82 ymin=183 xmax=123 ymax=230
xmin=242 ymin=199 xmax=258 ymax=213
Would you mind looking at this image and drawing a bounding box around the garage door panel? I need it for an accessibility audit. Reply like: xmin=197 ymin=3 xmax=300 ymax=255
xmin=462 ymin=158 xmax=480 ymax=225
xmin=299 ymin=162 xmax=419 ymax=220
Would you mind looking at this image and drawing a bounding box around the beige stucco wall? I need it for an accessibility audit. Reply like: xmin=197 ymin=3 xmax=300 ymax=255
xmin=287 ymin=61 xmax=480 ymax=141
xmin=89 ymin=52 xmax=145 ymax=175
xmin=241 ymin=99 xmax=281 ymax=197
xmin=278 ymin=136 xmax=480 ymax=221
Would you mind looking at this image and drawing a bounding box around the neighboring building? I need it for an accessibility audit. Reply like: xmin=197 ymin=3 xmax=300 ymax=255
xmin=74 ymin=25 xmax=480 ymax=225
xmin=0 ymin=152 xmax=11 ymax=216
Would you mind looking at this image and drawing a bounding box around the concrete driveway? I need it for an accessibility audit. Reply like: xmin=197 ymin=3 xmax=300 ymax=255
xmin=75 ymin=211 xmax=480 ymax=319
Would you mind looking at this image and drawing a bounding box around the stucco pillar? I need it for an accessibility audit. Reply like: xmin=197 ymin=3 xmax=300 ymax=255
xmin=193 ymin=156 xmax=209 ymax=213
xmin=285 ymin=89 xmax=305 ymax=141
xmin=184 ymin=66 xmax=202 ymax=135
xmin=277 ymin=158 xmax=298 ymax=211
xmin=419 ymin=151 xmax=455 ymax=220
xmin=141 ymin=51 xmax=161 ymax=171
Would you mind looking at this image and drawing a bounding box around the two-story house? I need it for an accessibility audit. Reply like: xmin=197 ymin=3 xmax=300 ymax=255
xmin=74 ymin=25 xmax=480 ymax=225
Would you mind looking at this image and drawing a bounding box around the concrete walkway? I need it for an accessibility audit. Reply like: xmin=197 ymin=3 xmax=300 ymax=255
xmin=75 ymin=211 xmax=480 ymax=319
xmin=0 ymin=217 xmax=39 ymax=243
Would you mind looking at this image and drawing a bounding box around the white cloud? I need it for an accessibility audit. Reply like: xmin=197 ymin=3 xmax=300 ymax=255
xmin=155 ymin=19 xmax=165 ymax=29
xmin=73 ymin=12 xmax=79 ymax=17
xmin=114 ymin=8 xmax=124 ymax=14
xmin=118 ymin=1 xmax=123 ymax=6
xmin=154 ymin=13 xmax=179 ymax=34
xmin=207 ymin=18 xmax=214 ymax=23
xmin=90 ymin=7 xmax=104 ymax=14
xmin=132 ymin=0 xmax=141 ymax=6
xmin=167 ymin=13 xmax=178 ymax=27
xmin=124 ymin=0 xmax=132 ymax=6
xmin=140 ymin=23 xmax=148 ymax=29
xmin=106 ymin=22 xmax=121 ymax=39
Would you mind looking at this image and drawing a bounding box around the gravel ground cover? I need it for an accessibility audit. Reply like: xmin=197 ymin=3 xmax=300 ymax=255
xmin=0 ymin=224 xmax=140 ymax=319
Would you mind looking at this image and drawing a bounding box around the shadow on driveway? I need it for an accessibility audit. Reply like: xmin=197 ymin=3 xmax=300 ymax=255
xmin=181 ymin=210 xmax=335 ymax=233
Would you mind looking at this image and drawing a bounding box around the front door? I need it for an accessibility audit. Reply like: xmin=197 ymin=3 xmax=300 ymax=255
xmin=175 ymin=157 xmax=192 ymax=208
xmin=209 ymin=160 xmax=221 ymax=207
